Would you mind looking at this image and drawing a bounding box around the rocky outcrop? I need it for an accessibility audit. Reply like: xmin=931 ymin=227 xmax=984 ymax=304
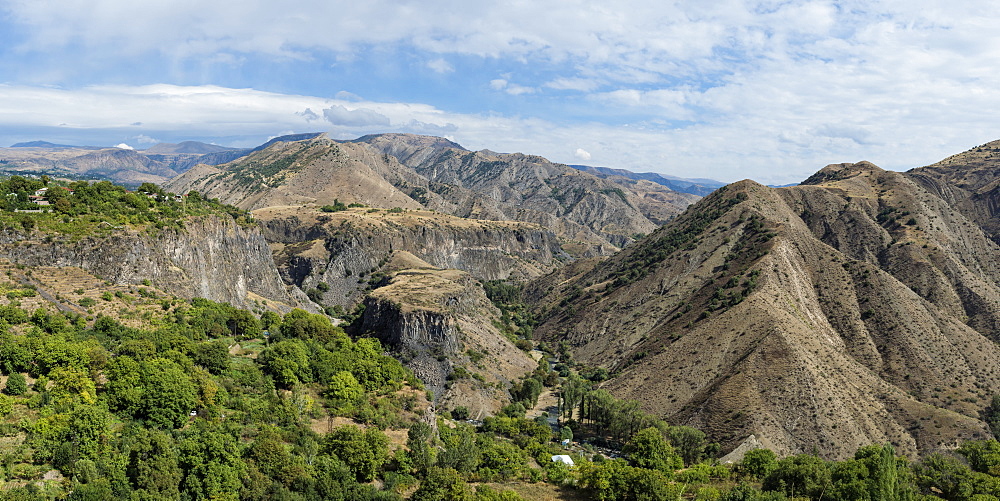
xmin=0 ymin=215 xmax=311 ymax=311
xmin=357 ymin=267 xmax=536 ymax=417
xmin=255 ymin=206 xmax=569 ymax=307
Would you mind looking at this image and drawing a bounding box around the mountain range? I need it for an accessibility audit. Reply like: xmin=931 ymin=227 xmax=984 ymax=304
xmin=4 ymin=132 xmax=1000 ymax=461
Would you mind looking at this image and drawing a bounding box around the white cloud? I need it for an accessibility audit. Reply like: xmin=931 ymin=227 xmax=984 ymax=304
xmin=4 ymin=2 xmax=1000 ymax=184
xmin=322 ymin=105 xmax=391 ymax=127
xmin=1 ymin=81 xmax=999 ymax=185
xmin=297 ymin=108 xmax=320 ymax=121
xmin=115 ymin=143 xmax=133 ymax=149
xmin=426 ymin=58 xmax=454 ymax=73
xmin=132 ymin=134 xmax=159 ymax=144
xmin=574 ymin=148 xmax=592 ymax=161
xmin=545 ymin=78 xmax=602 ymax=92
xmin=489 ymin=78 xmax=536 ymax=96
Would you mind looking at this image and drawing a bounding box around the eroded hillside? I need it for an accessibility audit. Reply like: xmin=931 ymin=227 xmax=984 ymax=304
xmin=166 ymin=133 xmax=699 ymax=256
xmin=531 ymin=162 xmax=1000 ymax=460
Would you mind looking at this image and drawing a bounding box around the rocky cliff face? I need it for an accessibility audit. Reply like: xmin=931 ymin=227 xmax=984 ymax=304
xmin=254 ymin=206 xmax=570 ymax=307
xmin=357 ymin=265 xmax=536 ymax=417
xmin=531 ymin=164 xmax=1000 ymax=460
xmin=0 ymin=216 xmax=310 ymax=311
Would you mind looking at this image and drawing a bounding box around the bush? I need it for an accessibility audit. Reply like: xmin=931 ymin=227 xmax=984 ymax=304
xmin=320 ymin=199 xmax=348 ymax=212
xmin=0 ymin=393 xmax=12 ymax=416
xmin=4 ymin=372 xmax=27 ymax=396
xmin=452 ymin=406 xmax=470 ymax=421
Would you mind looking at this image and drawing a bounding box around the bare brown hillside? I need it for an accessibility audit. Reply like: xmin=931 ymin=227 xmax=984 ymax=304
xmin=531 ymin=162 xmax=1000 ymax=460
xmin=166 ymin=133 xmax=699 ymax=256
xmin=907 ymin=139 xmax=1000 ymax=244
xmin=359 ymin=133 xmax=697 ymax=246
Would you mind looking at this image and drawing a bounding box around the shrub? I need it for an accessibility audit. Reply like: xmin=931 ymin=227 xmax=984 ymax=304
xmin=3 ymin=372 xmax=27 ymax=396
xmin=452 ymin=406 xmax=470 ymax=421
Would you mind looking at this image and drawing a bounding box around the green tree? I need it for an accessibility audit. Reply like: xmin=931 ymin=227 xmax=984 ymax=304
xmin=762 ymin=454 xmax=832 ymax=499
xmin=670 ymin=425 xmax=709 ymax=466
xmin=452 ymin=406 xmax=470 ymax=421
xmin=246 ymin=428 xmax=295 ymax=485
xmin=177 ymin=422 xmax=245 ymax=500
xmin=141 ymin=358 xmax=197 ymax=428
xmin=512 ymin=377 xmax=543 ymax=408
xmin=828 ymin=458 xmax=871 ymax=501
xmin=326 ymin=371 xmax=365 ymax=411
xmin=104 ymin=356 xmax=143 ymax=416
xmin=191 ymin=340 xmax=230 ymax=374
xmin=479 ymin=436 xmax=528 ymax=479
xmin=859 ymin=443 xmax=902 ymax=501
xmin=125 ymin=427 xmax=182 ymax=498
xmin=68 ymin=403 xmax=111 ymax=461
xmin=412 ymin=467 xmax=473 ymax=501
xmin=280 ymin=308 xmax=342 ymax=342
xmin=622 ymin=427 xmax=683 ymax=472
xmin=560 ymin=375 xmax=589 ymax=421
xmin=579 ymin=459 xmax=680 ymax=501
xmin=913 ymin=453 xmax=978 ymax=500
xmin=260 ymin=311 xmax=282 ymax=332
xmin=258 ymin=339 xmax=312 ymax=388
xmin=0 ymin=393 xmax=12 ymax=417
xmin=958 ymin=440 xmax=1000 ymax=476
xmin=438 ymin=425 xmax=481 ymax=474
xmin=739 ymin=448 xmax=777 ymax=480
xmin=407 ymin=421 xmax=436 ymax=475
xmin=228 ymin=309 xmax=262 ymax=339
xmin=321 ymin=425 xmax=390 ymax=482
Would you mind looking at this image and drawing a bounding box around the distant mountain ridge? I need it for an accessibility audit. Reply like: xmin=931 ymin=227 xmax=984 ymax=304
xmin=570 ymin=164 xmax=725 ymax=196
xmin=10 ymin=140 xmax=99 ymax=149
xmin=143 ymin=141 xmax=238 ymax=154
xmin=0 ymin=140 xmax=235 ymax=185
xmin=165 ymin=133 xmax=702 ymax=257
xmin=0 ymin=133 xmax=360 ymax=186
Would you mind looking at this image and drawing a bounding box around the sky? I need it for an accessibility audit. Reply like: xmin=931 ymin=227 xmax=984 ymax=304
xmin=1 ymin=1 xmax=999 ymax=185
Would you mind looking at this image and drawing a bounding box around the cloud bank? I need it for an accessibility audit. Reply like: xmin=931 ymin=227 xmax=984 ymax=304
xmin=1 ymin=1 xmax=999 ymax=184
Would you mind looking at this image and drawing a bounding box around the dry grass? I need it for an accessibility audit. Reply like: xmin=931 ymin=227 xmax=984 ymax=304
xmin=475 ymin=481 xmax=589 ymax=501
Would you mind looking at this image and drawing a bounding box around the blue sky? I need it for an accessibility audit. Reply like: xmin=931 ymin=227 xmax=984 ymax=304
xmin=1 ymin=0 xmax=999 ymax=184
